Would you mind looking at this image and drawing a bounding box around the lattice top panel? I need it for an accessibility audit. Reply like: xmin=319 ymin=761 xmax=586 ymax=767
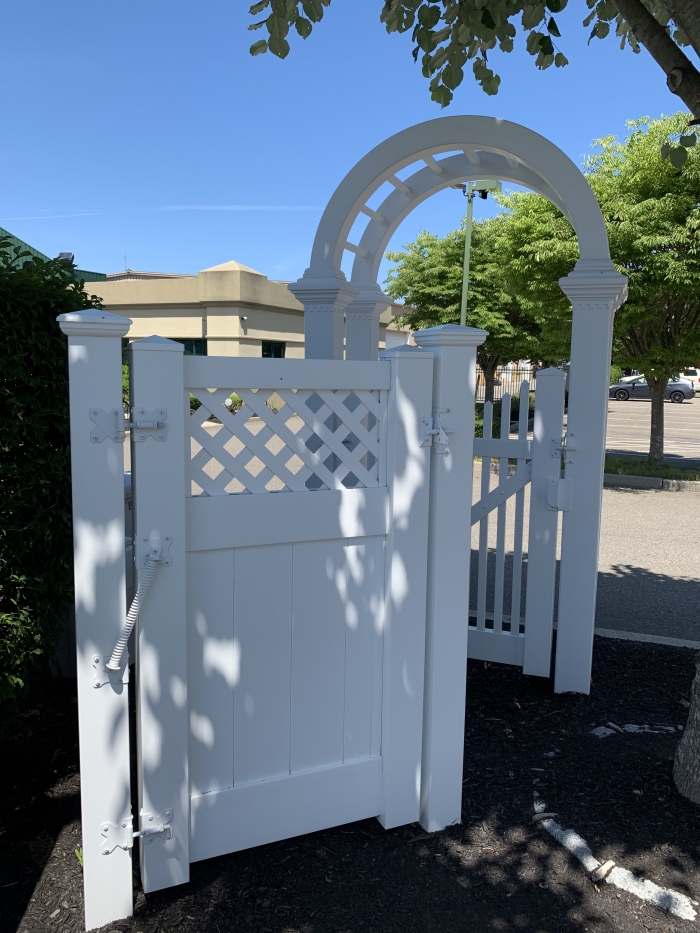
xmin=187 ymin=386 xmax=386 ymax=497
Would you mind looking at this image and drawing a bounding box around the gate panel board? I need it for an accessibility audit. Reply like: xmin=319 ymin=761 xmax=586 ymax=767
xmin=187 ymin=548 xmax=235 ymax=795
xmin=344 ymin=537 xmax=384 ymax=762
xmin=233 ymin=543 xmax=293 ymax=786
xmin=290 ymin=539 xmax=348 ymax=773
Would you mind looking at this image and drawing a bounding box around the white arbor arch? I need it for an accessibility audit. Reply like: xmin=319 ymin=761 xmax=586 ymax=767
xmin=291 ymin=116 xmax=627 ymax=693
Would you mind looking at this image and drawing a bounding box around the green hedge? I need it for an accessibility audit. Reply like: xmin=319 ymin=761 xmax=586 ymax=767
xmin=0 ymin=238 xmax=101 ymax=708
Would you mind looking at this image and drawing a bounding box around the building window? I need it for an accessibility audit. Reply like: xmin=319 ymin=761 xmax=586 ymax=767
xmin=175 ymin=339 xmax=207 ymax=356
xmin=262 ymin=340 xmax=286 ymax=359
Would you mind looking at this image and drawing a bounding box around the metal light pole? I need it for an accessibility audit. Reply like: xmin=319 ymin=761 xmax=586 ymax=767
xmin=452 ymin=179 xmax=502 ymax=326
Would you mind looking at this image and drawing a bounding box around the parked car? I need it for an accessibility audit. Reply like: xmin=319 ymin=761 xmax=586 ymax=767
xmin=681 ymin=368 xmax=700 ymax=393
xmin=609 ymin=375 xmax=694 ymax=403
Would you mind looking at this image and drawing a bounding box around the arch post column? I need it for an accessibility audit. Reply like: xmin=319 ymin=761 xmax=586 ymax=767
xmin=555 ymin=260 xmax=627 ymax=694
xmin=345 ymin=286 xmax=392 ymax=361
xmin=289 ymin=270 xmax=357 ymax=360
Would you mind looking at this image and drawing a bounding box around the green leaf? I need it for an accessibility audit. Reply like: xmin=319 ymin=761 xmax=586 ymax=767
xmin=669 ymin=146 xmax=688 ymax=169
xmin=679 ymin=133 xmax=697 ymax=148
xmin=554 ymin=51 xmax=568 ymax=66
xmin=538 ymin=34 xmax=554 ymax=55
xmin=660 ymin=143 xmax=670 ymax=161
xmin=419 ymin=4 xmax=441 ymax=28
xmin=248 ymin=19 xmax=266 ymax=30
xmin=295 ymin=16 xmax=313 ymax=38
xmin=249 ymin=0 xmax=269 ymax=13
xmin=526 ymin=30 xmax=543 ymax=54
xmin=442 ymin=63 xmax=464 ymax=89
xmin=250 ymin=39 xmax=269 ymax=55
xmin=431 ymin=83 xmax=453 ymax=107
xmin=301 ymin=0 xmax=324 ymax=23
xmin=481 ymin=8 xmax=496 ymax=30
xmin=546 ymin=0 xmax=565 ymax=11
xmin=594 ymin=20 xmax=610 ymax=38
xmin=547 ymin=16 xmax=561 ymax=36
xmin=268 ymin=35 xmax=290 ymax=57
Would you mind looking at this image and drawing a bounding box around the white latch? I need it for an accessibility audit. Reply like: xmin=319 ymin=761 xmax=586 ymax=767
xmin=420 ymin=408 xmax=453 ymax=456
xmin=89 ymin=407 xmax=167 ymax=443
xmin=547 ymin=477 xmax=572 ymax=512
xmin=92 ymin=654 xmax=130 ymax=689
xmin=101 ymin=810 xmax=173 ymax=855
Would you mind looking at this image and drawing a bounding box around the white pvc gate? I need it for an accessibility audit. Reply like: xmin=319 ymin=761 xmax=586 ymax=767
xmin=59 ymin=314 xmax=576 ymax=931
xmin=129 ymin=338 xmax=436 ymax=895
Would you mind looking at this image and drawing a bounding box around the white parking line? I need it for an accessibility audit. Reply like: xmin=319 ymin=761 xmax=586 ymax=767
xmin=533 ymin=795 xmax=698 ymax=921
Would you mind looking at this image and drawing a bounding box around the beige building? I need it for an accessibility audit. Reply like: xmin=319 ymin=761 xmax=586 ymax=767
xmin=91 ymin=260 xmax=410 ymax=358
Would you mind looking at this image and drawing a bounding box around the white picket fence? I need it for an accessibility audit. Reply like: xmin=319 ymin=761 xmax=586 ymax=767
xmin=468 ymin=370 xmax=566 ymax=675
xmin=59 ymin=314 xmax=578 ymax=931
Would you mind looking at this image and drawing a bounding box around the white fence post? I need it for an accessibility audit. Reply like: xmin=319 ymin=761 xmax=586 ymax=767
xmin=57 ymin=310 xmax=133 ymax=932
xmin=288 ymin=271 xmax=358 ymax=360
xmin=522 ymin=367 xmax=566 ymax=677
xmin=555 ymin=262 xmax=627 ymax=694
xmin=413 ymin=324 xmax=487 ymax=833
xmin=129 ymin=336 xmax=189 ymax=892
xmin=377 ymin=345 xmax=434 ymax=829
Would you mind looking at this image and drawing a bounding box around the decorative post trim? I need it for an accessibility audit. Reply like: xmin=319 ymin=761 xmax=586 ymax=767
xmin=555 ymin=260 xmax=627 ymax=694
xmin=288 ymin=269 xmax=358 ymax=360
xmin=56 ymin=310 xmax=134 ymax=931
xmin=413 ymin=324 xmax=487 ymax=833
xmin=345 ymin=285 xmax=392 ymax=361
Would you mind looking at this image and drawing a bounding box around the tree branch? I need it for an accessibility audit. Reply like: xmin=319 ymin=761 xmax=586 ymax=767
xmin=656 ymin=0 xmax=700 ymax=65
xmin=613 ymin=0 xmax=700 ymax=117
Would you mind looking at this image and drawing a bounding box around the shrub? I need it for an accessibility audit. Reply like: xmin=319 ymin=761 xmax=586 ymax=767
xmin=0 ymin=239 xmax=101 ymax=709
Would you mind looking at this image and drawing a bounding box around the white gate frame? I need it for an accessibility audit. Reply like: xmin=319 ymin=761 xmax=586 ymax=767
xmin=291 ymin=115 xmax=628 ymax=695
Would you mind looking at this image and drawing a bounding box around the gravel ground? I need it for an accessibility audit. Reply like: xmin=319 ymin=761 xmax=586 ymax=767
xmin=2 ymin=638 xmax=698 ymax=933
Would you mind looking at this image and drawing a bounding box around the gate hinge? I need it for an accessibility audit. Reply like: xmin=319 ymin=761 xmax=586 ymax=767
xmin=551 ymin=433 xmax=576 ymax=462
xmin=92 ymin=654 xmax=130 ymax=689
xmin=420 ymin=408 xmax=453 ymax=456
xmin=134 ymin=534 xmax=172 ymax=569
xmin=89 ymin=407 xmax=167 ymax=444
xmin=547 ymin=477 xmax=572 ymax=512
xmin=101 ymin=809 xmax=173 ymax=855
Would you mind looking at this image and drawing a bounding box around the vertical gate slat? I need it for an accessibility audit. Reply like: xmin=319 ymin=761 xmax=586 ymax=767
xmin=492 ymin=394 xmax=511 ymax=634
xmin=188 ymin=549 xmax=234 ymax=795
xmin=476 ymin=401 xmax=492 ymax=631
xmin=233 ymin=543 xmax=293 ymax=785
xmin=344 ymin=538 xmax=382 ymax=763
xmin=290 ymin=540 xmax=346 ymax=773
xmin=509 ymin=381 xmax=529 ymax=633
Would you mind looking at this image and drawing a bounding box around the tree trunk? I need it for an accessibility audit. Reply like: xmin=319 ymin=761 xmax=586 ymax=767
xmin=673 ymin=652 xmax=700 ymax=805
xmin=658 ymin=0 xmax=700 ymax=66
xmin=480 ymin=355 xmax=501 ymax=404
xmin=647 ymin=376 xmax=668 ymax=464
xmin=614 ymin=0 xmax=700 ymax=117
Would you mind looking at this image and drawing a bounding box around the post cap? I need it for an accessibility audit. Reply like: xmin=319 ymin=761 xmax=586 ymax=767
xmin=535 ymin=367 xmax=566 ymax=379
xmin=413 ymin=323 xmax=488 ymax=348
xmin=57 ymin=310 xmax=132 ymax=337
xmin=129 ymin=335 xmax=185 ymax=353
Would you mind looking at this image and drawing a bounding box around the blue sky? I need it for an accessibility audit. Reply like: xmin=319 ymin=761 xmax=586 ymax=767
xmin=0 ymin=1 xmax=693 ymax=284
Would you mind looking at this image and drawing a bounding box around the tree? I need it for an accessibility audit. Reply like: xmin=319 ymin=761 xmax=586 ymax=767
xmin=470 ymin=113 xmax=700 ymax=464
xmin=384 ymin=215 xmax=549 ymax=400
xmin=248 ymin=1 xmax=700 ymax=120
xmin=0 ymin=240 xmax=101 ymax=713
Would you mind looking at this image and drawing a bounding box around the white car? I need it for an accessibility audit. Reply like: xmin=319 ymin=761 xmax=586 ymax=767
xmin=681 ymin=368 xmax=700 ymax=393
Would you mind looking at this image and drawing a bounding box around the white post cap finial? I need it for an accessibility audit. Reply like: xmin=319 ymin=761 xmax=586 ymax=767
xmin=413 ymin=323 xmax=488 ymax=348
xmin=57 ymin=310 xmax=132 ymax=337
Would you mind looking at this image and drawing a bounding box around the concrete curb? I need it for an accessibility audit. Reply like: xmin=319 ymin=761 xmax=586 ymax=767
xmin=603 ymin=473 xmax=700 ymax=492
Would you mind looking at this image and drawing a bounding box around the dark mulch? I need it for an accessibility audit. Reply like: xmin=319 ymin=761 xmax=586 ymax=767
xmin=1 ymin=636 xmax=698 ymax=933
